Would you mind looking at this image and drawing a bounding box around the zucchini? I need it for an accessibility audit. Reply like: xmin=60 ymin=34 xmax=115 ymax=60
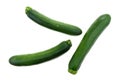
xmin=68 ymin=14 xmax=111 ymax=74
xmin=25 ymin=7 xmax=82 ymax=35
xmin=9 ymin=40 xmax=72 ymax=66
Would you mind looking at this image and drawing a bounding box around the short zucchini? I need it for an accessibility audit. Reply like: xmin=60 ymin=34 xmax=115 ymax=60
xmin=68 ymin=14 xmax=111 ymax=74
xmin=25 ymin=7 xmax=82 ymax=35
xmin=9 ymin=40 xmax=72 ymax=66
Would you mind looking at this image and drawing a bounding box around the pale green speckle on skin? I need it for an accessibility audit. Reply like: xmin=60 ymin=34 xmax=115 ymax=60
xmin=56 ymin=24 xmax=60 ymax=27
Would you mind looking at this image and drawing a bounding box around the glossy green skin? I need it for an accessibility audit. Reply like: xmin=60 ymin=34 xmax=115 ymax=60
xmin=9 ymin=40 xmax=72 ymax=66
xmin=25 ymin=7 xmax=82 ymax=35
xmin=68 ymin=14 xmax=111 ymax=74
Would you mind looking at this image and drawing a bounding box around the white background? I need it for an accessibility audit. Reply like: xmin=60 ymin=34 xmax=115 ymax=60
xmin=0 ymin=0 xmax=120 ymax=81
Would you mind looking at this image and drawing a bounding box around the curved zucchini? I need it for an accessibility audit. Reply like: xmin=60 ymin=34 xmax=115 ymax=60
xmin=68 ymin=14 xmax=111 ymax=74
xmin=25 ymin=7 xmax=82 ymax=35
xmin=9 ymin=40 xmax=72 ymax=66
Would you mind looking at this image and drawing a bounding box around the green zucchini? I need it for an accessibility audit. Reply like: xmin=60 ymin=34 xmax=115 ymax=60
xmin=68 ymin=14 xmax=111 ymax=74
xmin=25 ymin=7 xmax=82 ymax=35
xmin=9 ymin=40 xmax=72 ymax=66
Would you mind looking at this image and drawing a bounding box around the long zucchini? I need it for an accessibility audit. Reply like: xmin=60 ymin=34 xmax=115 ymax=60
xmin=68 ymin=14 xmax=111 ymax=74
xmin=9 ymin=40 xmax=72 ymax=66
xmin=25 ymin=7 xmax=82 ymax=35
